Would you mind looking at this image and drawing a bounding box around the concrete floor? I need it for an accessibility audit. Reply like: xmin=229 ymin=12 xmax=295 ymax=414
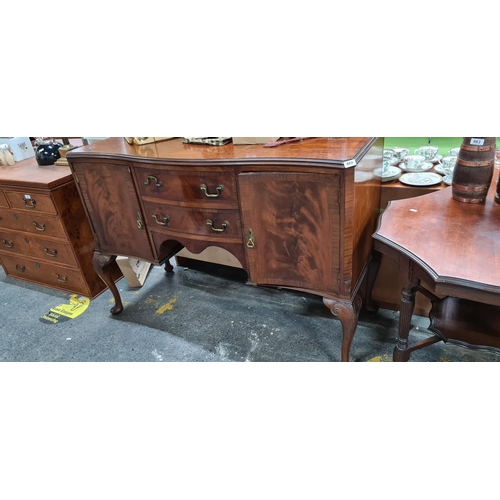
xmin=1 ymin=259 xmax=499 ymax=362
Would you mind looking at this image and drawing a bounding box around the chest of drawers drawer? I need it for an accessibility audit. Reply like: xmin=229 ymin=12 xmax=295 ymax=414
xmin=0 ymin=209 xmax=66 ymax=239
xmin=0 ymin=158 xmax=122 ymax=298
xmin=143 ymin=201 xmax=243 ymax=240
xmin=0 ymin=190 xmax=8 ymax=207
xmin=4 ymin=190 xmax=57 ymax=214
xmin=0 ymin=227 xmax=78 ymax=266
xmin=0 ymin=253 xmax=88 ymax=294
xmin=136 ymin=168 xmax=238 ymax=208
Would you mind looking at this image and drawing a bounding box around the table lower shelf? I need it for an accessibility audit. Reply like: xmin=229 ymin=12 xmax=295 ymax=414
xmin=429 ymin=296 xmax=500 ymax=354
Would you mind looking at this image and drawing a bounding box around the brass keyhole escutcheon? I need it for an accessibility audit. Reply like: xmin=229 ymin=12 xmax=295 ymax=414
xmin=247 ymin=228 xmax=255 ymax=248
xmin=136 ymin=212 xmax=144 ymax=229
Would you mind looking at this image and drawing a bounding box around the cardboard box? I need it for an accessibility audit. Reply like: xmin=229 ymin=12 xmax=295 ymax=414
xmin=115 ymin=256 xmax=152 ymax=287
xmin=0 ymin=137 xmax=35 ymax=161
xmin=175 ymin=246 xmax=242 ymax=269
xmin=232 ymin=137 xmax=280 ymax=145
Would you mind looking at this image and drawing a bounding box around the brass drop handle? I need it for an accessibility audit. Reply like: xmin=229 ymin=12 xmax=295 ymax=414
xmin=44 ymin=247 xmax=58 ymax=257
xmin=33 ymin=221 xmax=46 ymax=231
xmin=206 ymin=219 xmax=229 ymax=232
xmin=2 ymin=239 xmax=14 ymax=248
xmin=144 ymin=175 xmax=163 ymax=187
xmin=247 ymin=228 xmax=255 ymax=248
xmin=152 ymin=213 xmax=170 ymax=226
xmin=23 ymin=198 xmax=37 ymax=209
xmin=56 ymin=274 xmax=68 ymax=283
xmin=15 ymin=265 xmax=25 ymax=272
xmin=200 ymin=183 xmax=224 ymax=198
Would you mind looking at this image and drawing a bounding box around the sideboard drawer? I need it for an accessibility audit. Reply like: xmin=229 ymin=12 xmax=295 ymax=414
xmin=143 ymin=201 xmax=243 ymax=240
xmin=136 ymin=168 xmax=238 ymax=207
xmin=0 ymin=227 xmax=78 ymax=266
xmin=0 ymin=210 xmax=66 ymax=239
xmin=0 ymin=253 xmax=88 ymax=294
xmin=0 ymin=190 xmax=8 ymax=207
xmin=5 ymin=190 xmax=57 ymax=214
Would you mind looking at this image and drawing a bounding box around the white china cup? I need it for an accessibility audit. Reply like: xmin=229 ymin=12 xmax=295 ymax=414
xmin=383 ymin=149 xmax=397 ymax=174
xmin=391 ymin=147 xmax=409 ymax=162
xmin=440 ymin=155 xmax=457 ymax=182
xmin=414 ymin=146 xmax=439 ymax=161
xmin=449 ymin=147 xmax=460 ymax=157
xmin=402 ymin=154 xmax=426 ymax=171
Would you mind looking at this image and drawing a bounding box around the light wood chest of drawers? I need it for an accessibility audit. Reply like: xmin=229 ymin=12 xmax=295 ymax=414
xmin=0 ymin=157 xmax=121 ymax=297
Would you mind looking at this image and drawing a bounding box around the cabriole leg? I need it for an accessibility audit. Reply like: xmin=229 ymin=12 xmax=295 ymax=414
xmin=93 ymin=253 xmax=123 ymax=315
xmin=323 ymin=294 xmax=362 ymax=362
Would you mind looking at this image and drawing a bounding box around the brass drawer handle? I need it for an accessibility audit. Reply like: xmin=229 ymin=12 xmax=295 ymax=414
xmin=23 ymin=198 xmax=37 ymax=209
xmin=56 ymin=274 xmax=68 ymax=283
xmin=200 ymin=183 xmax=224 ymax=198
xmin=2 ymin=239 xmax=14 ymax=248
xmin=152 ymin=213 xmax=170 ymax=226
xmin=247 ymin=228 xmax=255 ymax=248
xmin=33 ymin=221 xmax=46 ymax=231
xmin=144 ymin=175 xmax=163 ymax=187
xmin=206 ymin=219 xmax=229 ymax=232
xmin=15 ymin=265 xmax=25 ymax=272
xmin=44 ymin=247 xmax=58 ymax=257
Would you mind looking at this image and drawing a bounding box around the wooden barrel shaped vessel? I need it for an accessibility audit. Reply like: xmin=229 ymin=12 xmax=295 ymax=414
xmin=452 ymin=137 xmax=496 ymax=203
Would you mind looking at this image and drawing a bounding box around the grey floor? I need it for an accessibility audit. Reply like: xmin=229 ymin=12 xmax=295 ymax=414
xmin=1 ymin=259 xmax=498 ymax=362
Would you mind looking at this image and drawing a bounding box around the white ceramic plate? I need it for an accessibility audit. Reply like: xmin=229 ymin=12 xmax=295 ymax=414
xmin=399 ymin=161 xmax=434 ymax=173
xmin=374 ymin=165 xmax=402 ymax=182
xmin=399 ymin=172 xmax=443 ymax=187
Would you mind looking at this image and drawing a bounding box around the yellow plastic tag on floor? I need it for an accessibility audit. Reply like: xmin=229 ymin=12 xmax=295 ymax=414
xmin=40 ymin=295 xmax=90 ymax=324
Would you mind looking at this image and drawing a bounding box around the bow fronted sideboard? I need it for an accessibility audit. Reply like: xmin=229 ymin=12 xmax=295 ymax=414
xmin=67 ymin=137 xmax=383 ymax=361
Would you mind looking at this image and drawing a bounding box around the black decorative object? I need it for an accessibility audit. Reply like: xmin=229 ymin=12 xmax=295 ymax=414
xmin=35 ymin=138 xmax=62 ymax=166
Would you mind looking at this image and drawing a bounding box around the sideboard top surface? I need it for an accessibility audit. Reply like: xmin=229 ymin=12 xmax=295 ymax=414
xmin=68 ymin=137 xmax=375 ymax=166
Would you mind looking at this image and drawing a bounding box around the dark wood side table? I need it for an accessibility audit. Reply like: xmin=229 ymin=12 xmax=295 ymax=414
xmin=373 ymin=170 xmax=500 ymax=361
xmin=372 ymin=178 xmax=447 ymax=316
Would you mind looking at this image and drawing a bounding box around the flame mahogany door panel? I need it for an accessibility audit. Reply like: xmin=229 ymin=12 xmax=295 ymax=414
xmin=239 ymin=172 xmax=342 ymax=295
xmin=72 ymin=161 xmax=155 ymax=261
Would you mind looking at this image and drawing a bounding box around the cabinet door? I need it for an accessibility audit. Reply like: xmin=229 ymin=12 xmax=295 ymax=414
xmin=239 ymin=172 xmax=341 ymax=294
xmin=72 ymin=161 xmax=155 ymax=261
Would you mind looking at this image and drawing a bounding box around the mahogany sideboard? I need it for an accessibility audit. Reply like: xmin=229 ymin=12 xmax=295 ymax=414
xmin=67 ymin=137 xmax=383 ymax=361
xmin=0 ymin=157 xmax=121 ymax=297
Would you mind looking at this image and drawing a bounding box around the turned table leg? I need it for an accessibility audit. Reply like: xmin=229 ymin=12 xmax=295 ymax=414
xmin=93 ymin=253 xmax=124 ymax=315
xmin=393 ymin=277 xmax=420 ymax=362
xmin=323 ymin=294 xmax=363 ymax=362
